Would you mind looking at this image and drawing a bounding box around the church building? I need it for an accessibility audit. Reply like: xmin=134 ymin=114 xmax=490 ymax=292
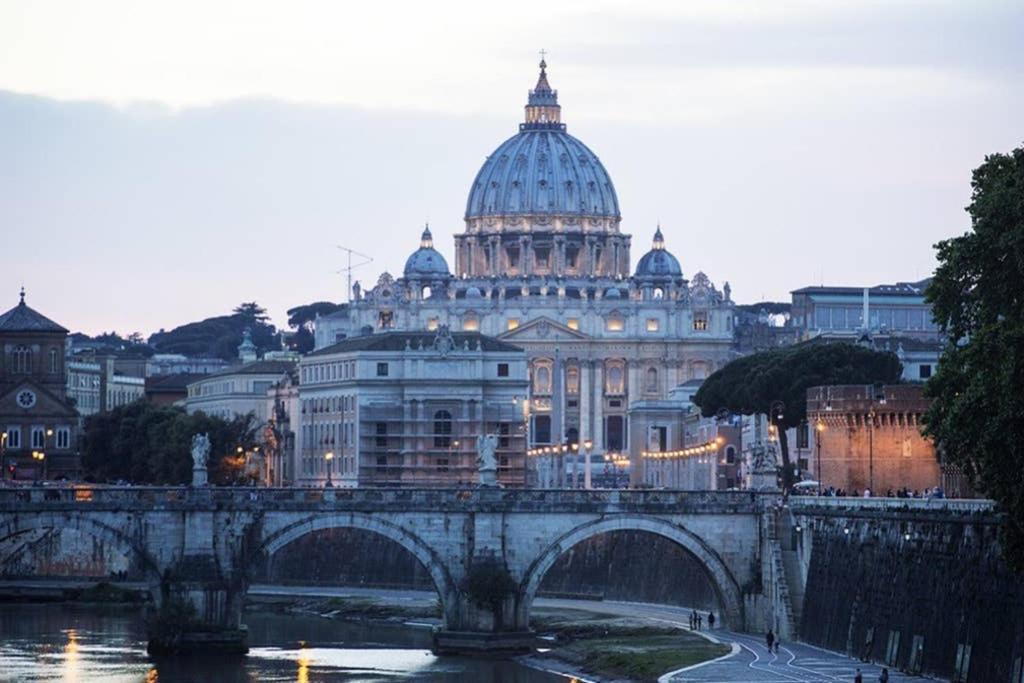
xmin=0 ymin=290 xmax=80 ymax=481
xmin=314 ymin=60 xmax=735 ymax=484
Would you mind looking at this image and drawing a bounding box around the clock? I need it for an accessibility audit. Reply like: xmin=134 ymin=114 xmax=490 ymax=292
xmin=16 ymin=389 xmax=36 ymax=409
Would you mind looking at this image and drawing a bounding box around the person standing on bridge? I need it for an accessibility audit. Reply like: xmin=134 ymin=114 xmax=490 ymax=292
xmin=766 ymin=629 xmax=775 ymax=651
xmin=708 ymin=612 xmax=715 ymax=629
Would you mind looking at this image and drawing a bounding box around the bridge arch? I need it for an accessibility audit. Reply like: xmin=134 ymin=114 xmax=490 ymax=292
xmin=0 ymin=512 xmax=164 ymax=602
xmin=519 ymin=515 xmax=744 ymax=629
xmin=250 ymin=512 xmax=459 ymax=626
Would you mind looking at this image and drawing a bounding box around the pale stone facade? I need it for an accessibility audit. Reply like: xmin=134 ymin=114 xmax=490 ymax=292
xmin=296 ymin=328 xmax=529 ymax=488
xmin=184 ymin=360 xmax=295 ymax=422
xmin=315 ymin=62 xmax=735 ymax=484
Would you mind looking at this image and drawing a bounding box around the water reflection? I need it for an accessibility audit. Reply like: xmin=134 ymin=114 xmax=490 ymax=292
xmin=0 ymin=604 xmax=565 ymax=682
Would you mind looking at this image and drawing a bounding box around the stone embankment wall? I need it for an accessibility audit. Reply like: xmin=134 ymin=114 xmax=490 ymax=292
xmin=794 ymin=502 xmax=1024 ymax=681
xmin=0 ymin=527 xmax=136 ymax=579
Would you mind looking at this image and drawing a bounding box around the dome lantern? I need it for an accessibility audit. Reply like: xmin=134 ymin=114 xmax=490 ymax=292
xmin=524 ymin=54 xmax=562 ymax=130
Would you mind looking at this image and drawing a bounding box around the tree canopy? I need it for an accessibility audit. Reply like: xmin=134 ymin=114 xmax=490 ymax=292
xmin=693 ymin=341 xmax=902 ymax=488
xmin=286 ymin=301 xmax=344 ymax=353
xmin=81 ymin=401 xmax=257 ymax=485
xmin=147 ymin=302 xmax=279 ymax=360
xmin=923 ymin=143 xmax=1024 ymax=570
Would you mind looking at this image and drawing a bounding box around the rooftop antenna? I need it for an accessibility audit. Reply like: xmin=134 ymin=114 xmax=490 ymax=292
xmin=336 ymin=246 xmax=374 ymax=303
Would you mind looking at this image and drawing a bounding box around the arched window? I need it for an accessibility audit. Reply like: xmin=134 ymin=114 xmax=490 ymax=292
xmin=422 ymin=285 xmax=432 ymax=299
xmin=433 ymin=409 xmax=452 ymax=448
xmin=534 ymin=364 xmax=552 ymax=394
xmin=566 ymin=366 xmax=579 ymax=394
xmin=12 ymin=346 xmax=31 ymax=373
xmin=606 ymin=363 xmax=624 ymax=395
xmin=49 ymin=348 xmax=58 ymax=373
xmin=645 ymin=367 xmax=658 ymax=392
xmin=725 ymin=446 xmax=736 ymax=465
xmin=653 ymin=287 xmax=664 ymax=300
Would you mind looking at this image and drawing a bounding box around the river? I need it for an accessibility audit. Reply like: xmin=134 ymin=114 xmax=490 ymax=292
xmin=0 ymin=604 xmax=568 ymax=682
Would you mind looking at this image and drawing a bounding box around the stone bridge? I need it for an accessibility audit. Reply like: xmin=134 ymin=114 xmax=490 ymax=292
xmin=0 ymin=486 xmax=770 ymax=652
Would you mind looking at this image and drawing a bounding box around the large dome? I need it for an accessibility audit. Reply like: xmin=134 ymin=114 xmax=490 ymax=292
xmin=403 ymin=226 xmax=450 ymax=278
xmin=465 ymin=60 xmax=619 ymax=220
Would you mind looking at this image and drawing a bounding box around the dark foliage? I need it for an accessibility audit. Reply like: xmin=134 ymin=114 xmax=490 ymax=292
xmin=147 ymin=302 xmax=278 ymax=361
xmin=81 ymin=401 xmax=257 ymax=485
xmin=693 ymin=341 xmax=902 ymax=489
xmin=923 ymin=144 xmax=1024 ymax=571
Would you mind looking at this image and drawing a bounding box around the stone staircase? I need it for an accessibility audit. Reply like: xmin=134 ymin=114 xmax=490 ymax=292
xmin=766 ymin=507 xmax=805 ymax=638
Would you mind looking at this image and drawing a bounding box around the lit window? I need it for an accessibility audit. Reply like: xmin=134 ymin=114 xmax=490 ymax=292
xmin=566 ymin=318 xmax=579 ymax=330
xmin=646 ymin=318 xmax=660 ymax=332
xmin=506 ymin=318 xmax=520 ymax=331
xmin=566 ymin=366 xmax=579 ymax=394
xmin=534 ymin=364 xmax=552 ymax=394
xmin=463 ymin=315 xmax=480 ymax=332
xmin=606 ymin=364 xmax=625 ymax=394
xmin=605 ymin=314 xmax=624 ymax=332
xmin=693 ymin=311 xmax=708 ymax=331
xmin=427 ymin=318 xmax=439 ymax=331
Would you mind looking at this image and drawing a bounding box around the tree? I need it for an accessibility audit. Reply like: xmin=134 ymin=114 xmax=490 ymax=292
xmin=693 ymin=341 xmax=902 ymax=489
xmin=923 ymin=144 xmax=1024 ymax=570
xmin=82 ymin=401 xmax=257 ymax=485
xmin=233 ymin=302 xmax=270 ymax=325
xmin=286 ymin=301 xmax=344 ymax=353
xmin=148 ymin=303 xmax=278 ymax=361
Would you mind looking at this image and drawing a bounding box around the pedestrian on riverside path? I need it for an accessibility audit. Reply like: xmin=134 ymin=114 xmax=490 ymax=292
xmin=708 ymin=612 xmax=715 ymax=629
xmin=854 ymin=668 xmax=863 ymax=683
xmin=879 ymin=667 xmax=889 ymax=683
xmin=775 ymin=638 xmax=781 ymax=654
xmin=766 ymin=629 xmax=775 ymax=651
xmin=689 ymin=612 xmax=695 ymax=629
xmin=697 ymin=614 xmax=702 ymax=630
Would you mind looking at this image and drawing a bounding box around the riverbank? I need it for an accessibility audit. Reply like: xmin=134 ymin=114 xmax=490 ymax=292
xmin=248 ymin=594 xmax=727 ymax=682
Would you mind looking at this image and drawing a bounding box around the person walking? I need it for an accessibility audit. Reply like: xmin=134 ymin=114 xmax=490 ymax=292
xmin=854 ymin=668 xmax=863 ymax=683
xmin=879 ymin=667 xmax=889 ymax=683
xmin=689 ymin=611 xmax=695 ymax=630
xmin=708 ymin=612 xmax=715 ymax=629
xmin=766 ymin=629 xmax=775 ymax=651
xmin=696 ymin=613 xmax=702 ymax=630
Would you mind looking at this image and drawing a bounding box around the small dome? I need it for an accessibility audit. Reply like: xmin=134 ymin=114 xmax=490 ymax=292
xmin=635 ymin=227 xmax=682 ymax=278
xmin=465 ymin=286 xmax=483 ymax=299
xmin=404 ymin=225 xmax=451 ymax=278
xmin=604 ymin=287 xmax=622 ymax=299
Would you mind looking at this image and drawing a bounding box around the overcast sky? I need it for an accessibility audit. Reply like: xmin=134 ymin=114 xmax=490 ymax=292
xmin=1 ymin=0 xmax=1021 ymax=336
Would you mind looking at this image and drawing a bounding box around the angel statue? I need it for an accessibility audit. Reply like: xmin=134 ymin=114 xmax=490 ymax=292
xmin=476 ymin=434 xmax=499 ymax=488
xmin=190 ymin=433 xmax=211 ymax=486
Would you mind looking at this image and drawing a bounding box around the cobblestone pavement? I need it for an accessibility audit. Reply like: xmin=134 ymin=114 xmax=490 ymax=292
xmin=670 ymin=631 xmax=926 ymax=683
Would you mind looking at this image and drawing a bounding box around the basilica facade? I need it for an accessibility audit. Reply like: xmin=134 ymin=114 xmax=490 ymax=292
xmin=315 ymin=60 xmax=735 ymax=482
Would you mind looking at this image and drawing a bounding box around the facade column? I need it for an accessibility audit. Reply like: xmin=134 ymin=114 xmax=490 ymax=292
xmin=592 ymin=361 xmax=604 ymax=455
xmin=579 ymin=360 xmax=591 ymax=449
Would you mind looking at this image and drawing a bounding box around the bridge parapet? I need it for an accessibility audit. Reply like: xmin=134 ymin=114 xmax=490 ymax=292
xmin=0 ymin=486 xmax=773 ymax=514
xmin=789 ymin=496 xmax=996 ymax=519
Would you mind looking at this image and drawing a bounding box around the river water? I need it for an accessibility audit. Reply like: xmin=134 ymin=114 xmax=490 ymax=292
xmin=0 ymin=604 xmax=567 ymax=682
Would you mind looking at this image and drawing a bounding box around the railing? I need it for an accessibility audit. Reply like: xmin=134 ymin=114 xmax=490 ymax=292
xmin=0 ymin=485 xmax=773 ymax=513
xmin=789 ymin=495 xmax=995 ymax=514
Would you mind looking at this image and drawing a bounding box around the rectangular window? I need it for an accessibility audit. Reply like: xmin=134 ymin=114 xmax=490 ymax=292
xmin=606 ymin=415 xmax=625 ymax=451
xmin=427 ymin=317 xmax=439 ymax=331
xmin=6 ymin=426 xmax=20 ymax=449
xmin=606 ymin=316 xmax=624 ymax=332
xmin=506 ymin=318 xmax=520 ymax=331
xmin=56 ymin=427 xmax=71 ymax=449
xmin=498 ymin=422 xmax=511 ymax=448
xmin=693 ymin=312 xmax=708 ymax=331
xmin=646 ymin=318 xmax=660 ymax=332
xmin=497 ymin=363 xmax=509 ymax=377
xmin=375 ymin=422 xmax=387 ymax=448
xmin=797 ymin=423 xmax=809 ymax=449
xmin=31 ymin=426 xmax=44 ymax=449
xmin=919 ymin=364 xmax=932 ymax=379
xmin=376 ymin=362 xmax=389 ymax=377
xmin=566 ymin=318 xmax=579 ymax=330
xmin=532 ymin=415 xmax=552 ymax=445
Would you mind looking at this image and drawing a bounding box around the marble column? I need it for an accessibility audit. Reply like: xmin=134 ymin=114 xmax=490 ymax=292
xmin=592 ymin=362 xmax=604 ymax=455
xmin=579 ymin=360 xmax=591 ymax=447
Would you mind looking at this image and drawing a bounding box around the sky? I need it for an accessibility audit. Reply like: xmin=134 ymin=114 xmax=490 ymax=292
xmin=1 ymin=0 xmax=1022 ymax=336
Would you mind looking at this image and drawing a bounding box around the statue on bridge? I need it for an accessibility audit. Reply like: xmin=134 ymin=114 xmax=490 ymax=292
xmin=476 ymin=434 xmax=500 ymax=488
xmin=191 ymin=433 xmax=211 ymax=486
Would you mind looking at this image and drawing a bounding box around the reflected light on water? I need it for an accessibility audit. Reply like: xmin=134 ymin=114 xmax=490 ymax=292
xmin=63 ymin=629 xmax=80 ymax=683
xmin=296 ymin=646 xmax=310 ymax=683
xmin=145 ymin=668 xmax=159 ymax=682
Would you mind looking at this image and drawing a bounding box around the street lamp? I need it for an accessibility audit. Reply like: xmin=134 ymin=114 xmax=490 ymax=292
xmin=583 ymin=439 xmax=594 ymax=490
xmin=32 ymin=450 xmax=46 ymax=481
xmin=815 ymin=418 xmax=826 ymax=495
xmin=324 ymin=451 xmax=334 ymax=488
xmin=867 ymin=408 xmax=876 ymax=495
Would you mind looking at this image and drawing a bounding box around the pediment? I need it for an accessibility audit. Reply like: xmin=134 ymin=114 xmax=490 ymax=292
xmin=498 ymin=317 xmax=590 ymax=341
xmin=0 ymin=380 xmax=78 ymax=417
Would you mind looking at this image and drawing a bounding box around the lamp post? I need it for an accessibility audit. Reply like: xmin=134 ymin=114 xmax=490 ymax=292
xmin=867 ymin=408 xmax=875 ymax=495
xmin=32 ymin=450 xmax=46 ymax=481
xmin=815 ymin=418 xmax=826 ymax=495
xmin=583 ymin=439 xmax=593 ymax=489
xmin=324 ymin=451 xmax=334 ymax=488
